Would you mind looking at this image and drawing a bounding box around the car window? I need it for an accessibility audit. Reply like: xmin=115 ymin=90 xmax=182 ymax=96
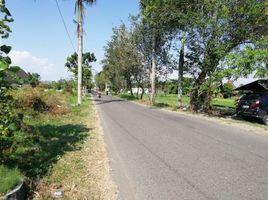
xmin=261 ymin=94 xmax=268 ymax=106
xmin=241 ymin=93 xmax=261 ymax=101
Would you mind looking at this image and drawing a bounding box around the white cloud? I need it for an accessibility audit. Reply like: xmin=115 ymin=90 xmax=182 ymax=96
xmin=8 ymin=50 xmax=70 ymax=81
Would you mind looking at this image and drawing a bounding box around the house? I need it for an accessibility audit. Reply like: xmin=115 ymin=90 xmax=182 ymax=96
xmin=4 ymin=68 xmax=29 ymax=86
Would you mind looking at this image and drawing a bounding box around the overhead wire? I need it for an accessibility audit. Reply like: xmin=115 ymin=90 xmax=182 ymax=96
xmin=54 ymin=0 xmax=76 ymax=53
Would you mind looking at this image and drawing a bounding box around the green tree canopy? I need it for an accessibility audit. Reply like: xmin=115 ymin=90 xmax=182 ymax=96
xmin=65 ymin=52 xmax=96 ymax=89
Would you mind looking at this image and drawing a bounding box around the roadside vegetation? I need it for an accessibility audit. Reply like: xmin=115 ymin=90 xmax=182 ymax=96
xmin=0 ymin=2 xmax=113 ymax=196
xmin=1 ymin=85 xmax=78 ymax=195
xmin=118 ymin=93 xmax=235 ymax=111
xmin=1 ymin=1 xmax=108 ymax=197
xmin=0 ymin=0 xmax=267 ymax=197
xmin=1 ymin=85 xmax=117 ymax=198
xmin=34 ymin=95 xmax=117 ymax=199
xmin=96 ymin=0 xmax=267 ymax=113
xmin=0 ymin=166 xmax=22 ymax=195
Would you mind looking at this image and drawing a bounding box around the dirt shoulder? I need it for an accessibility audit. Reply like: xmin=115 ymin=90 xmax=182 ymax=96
xmin=34 ymin=99 xmax=118 ymax=200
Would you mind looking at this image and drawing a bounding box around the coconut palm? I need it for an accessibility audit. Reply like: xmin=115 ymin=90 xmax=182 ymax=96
xmin=76 ymin=0 xmax=96 ymax=105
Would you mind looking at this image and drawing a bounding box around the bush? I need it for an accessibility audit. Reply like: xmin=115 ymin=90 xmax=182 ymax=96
xmin=12 ymin=87 xmax=69 ymax=115
xmin=0 ymin=89 xmax=25 ymax=163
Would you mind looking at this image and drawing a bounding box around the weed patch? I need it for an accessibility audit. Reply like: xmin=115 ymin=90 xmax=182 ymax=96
xmin=0 ymin=165 xmax=22 ymax=196
xmin=12 ymin=87 xmax=69 ymax=115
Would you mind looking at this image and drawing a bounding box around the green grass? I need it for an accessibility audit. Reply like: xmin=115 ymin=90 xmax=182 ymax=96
xmin=3 ymin=94 xmax=91 ymax=182
xmin=117 ymin=93 xmax=236 ymax=110
xmin=117 ymin=93 xmax=139 ymax=100
xmin=18 ymin=96 xmax=91 ymax=179
xmin=156 ymin=94 xmax=190 ymax=107
xmin=0 ymin=166 xmax=22 ymax=196
xmin=2 ymin=89 xmax=93 ymax=197
xmin=34 ymin=95 xmax=118 ymax=199
xmin=212 ymin=98 xmax=236 ymax=108
xmin=156 ymin=94 xmax=236 ymax=109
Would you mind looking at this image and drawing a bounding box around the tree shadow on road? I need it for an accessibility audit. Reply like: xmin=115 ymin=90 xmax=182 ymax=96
xmin=93 ymin=98 xmax=124 ymax=105
xmin=153 ymin=102 xmax=170 ymax=108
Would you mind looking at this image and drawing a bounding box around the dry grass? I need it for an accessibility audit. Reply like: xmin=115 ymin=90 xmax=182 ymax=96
xmin=34 ymin=99 xmax=118 ymax=200
xmin=12 ymin=87 xmax=69 ymax=115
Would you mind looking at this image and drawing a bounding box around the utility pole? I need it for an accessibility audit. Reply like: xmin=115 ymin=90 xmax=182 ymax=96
xmin=77 ymin=0 xmax=83 ymax=105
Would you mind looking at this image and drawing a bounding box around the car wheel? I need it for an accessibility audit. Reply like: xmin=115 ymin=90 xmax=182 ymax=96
xmin=262 ymin=115 xmax=268 ymax=125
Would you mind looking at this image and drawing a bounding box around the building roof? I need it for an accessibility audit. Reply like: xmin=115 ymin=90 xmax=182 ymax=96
xmin=235 ymin=79 xmax=268 ymax=92
xmin=4 ymin=68 xmax=29 ymax=84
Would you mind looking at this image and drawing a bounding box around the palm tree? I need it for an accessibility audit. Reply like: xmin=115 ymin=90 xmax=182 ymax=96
xmin=76 ymin=0 xmax=96 ymax=105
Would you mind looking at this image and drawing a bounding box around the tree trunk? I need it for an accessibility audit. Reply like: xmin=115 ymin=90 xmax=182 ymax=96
xmin=177 ymin=32 xmax=185 ymax=108
xmin=140 ymin=85 xmax=145 ymax=100
xmin=127 ymin=78 xmax=133 ymax=96
xmin=150 ymin=36 xmax=156 ymax=104
xmin=77 ymin=0 xmax=83 ymax=105
xmin=203 ymin=79 xmax=213 ymax=113
xmin=190 ymin=71 xmax=207 ymax=112
xmin=136 ymin=86 xmax=139 ymax=97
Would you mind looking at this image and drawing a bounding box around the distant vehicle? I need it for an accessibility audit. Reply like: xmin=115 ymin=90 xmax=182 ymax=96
xmin=236 ymin=93 xmax=268 ymax=125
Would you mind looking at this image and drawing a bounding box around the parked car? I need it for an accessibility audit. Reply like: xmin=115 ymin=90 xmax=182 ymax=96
xmin=236 ymin=92 xmax=268 ymax=125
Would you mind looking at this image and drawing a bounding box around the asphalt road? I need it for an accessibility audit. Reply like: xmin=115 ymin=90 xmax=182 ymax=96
xmin=94 ymin=94 xmax=268 ymax=200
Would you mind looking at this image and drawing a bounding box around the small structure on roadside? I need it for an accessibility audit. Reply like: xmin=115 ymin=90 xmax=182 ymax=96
xmin=235 ymin=79 xmax=268 ymax=92
xmin=4 ymin=68 xmax=29 ymax=87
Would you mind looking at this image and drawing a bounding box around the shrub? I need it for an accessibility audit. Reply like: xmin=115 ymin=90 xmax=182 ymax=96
xmin=12 ymin=87 xmax=69 ymax=115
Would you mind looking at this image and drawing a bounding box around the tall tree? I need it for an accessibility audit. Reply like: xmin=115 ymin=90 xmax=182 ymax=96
xmin=185 ymin=0 xmax=267 ymax=112
xmin=140 ymin=0 xmax=161 ymax=104
xmin=139 ymin=1 xmax=190 ymax=107
xmin=139 ymin=0 xmax=267 ymax=112
xmin=75 ymin=0 xmax=96 ymax=105
xmin=95 ymin=71 xmax=107 ymax=91
xmin=65 ymin=52 xmax=96 ymax=90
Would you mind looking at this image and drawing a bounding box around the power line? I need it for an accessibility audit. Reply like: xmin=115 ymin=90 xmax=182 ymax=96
xmin=55 ymin=0 xmax=76 ymax=52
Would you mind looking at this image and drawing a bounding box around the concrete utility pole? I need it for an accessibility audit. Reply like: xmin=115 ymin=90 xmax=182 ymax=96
xmin=77 ymin=0 xmax=83 ymax=105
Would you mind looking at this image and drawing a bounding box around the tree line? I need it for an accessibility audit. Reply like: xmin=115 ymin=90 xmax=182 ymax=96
xmin=96 ymin=0 xmax=268 ymax=112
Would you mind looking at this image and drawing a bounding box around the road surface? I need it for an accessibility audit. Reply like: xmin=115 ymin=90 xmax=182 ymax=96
xmin=94 ymin=94 xmax=268 ymax=200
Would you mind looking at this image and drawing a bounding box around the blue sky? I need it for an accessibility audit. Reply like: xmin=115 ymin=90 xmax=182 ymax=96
xmin=4 ymin=0 xmax=139 ymax=81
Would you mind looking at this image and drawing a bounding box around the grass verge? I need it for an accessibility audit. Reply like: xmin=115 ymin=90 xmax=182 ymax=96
xmin=118 ymin=93 xmax=235 ymax=109
xmin=0 ymin=166 xmax=22 ymax=196
xmin=34 ymin=96 xmax=118 ymax=199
